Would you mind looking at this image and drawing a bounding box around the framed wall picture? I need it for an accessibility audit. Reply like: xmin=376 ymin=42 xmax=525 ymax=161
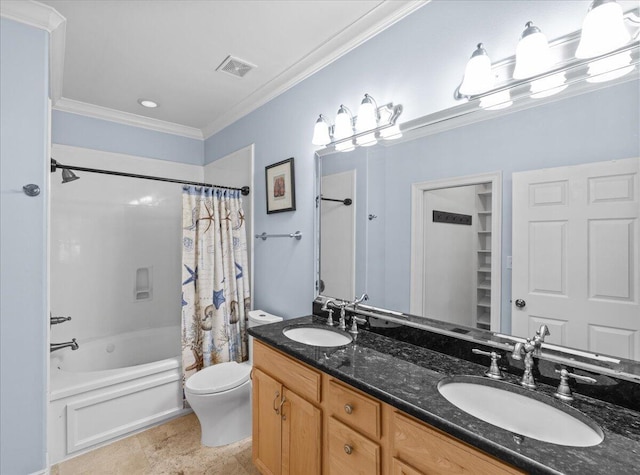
xmin=265 ymin=157 xmax=296 ymax=213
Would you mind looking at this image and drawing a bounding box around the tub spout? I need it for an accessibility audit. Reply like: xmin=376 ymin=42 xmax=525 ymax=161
xmin=50 ymin=338 xmax=79 ymax=352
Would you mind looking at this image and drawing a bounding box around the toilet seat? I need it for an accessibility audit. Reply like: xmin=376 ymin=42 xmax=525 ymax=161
xmin=185 ymin=361 xmax=251 ymax=395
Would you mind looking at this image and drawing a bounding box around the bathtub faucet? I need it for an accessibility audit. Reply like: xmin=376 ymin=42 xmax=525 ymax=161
xmin=50 ymin=338 xmax=79 ymax=352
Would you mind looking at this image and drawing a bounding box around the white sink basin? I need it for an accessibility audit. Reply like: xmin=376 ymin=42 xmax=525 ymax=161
xmin=438 ymin=376 xmax=604 ymax=447
xmin=283 ymin=326 xmax=352 ymax=347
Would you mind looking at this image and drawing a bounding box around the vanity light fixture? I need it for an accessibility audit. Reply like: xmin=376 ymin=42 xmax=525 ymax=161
xmin=454 ymin=1 xmax=638 ymax=108
xmin=138 ymin=98 xmax=158 ymax=108
xmin=312 ymin=96 xmax=403 ymax=151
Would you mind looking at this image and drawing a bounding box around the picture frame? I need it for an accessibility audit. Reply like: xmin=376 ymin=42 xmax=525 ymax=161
xmin=265 ymin=157 xmax=296 ymax=214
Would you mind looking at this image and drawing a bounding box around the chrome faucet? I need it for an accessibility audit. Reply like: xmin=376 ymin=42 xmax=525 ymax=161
xmin=50 ymin=338 xmax=79 ymax=352
xmin=512 ymin=325 xmax=551 ymax=389
xmin=321 ymin=298 xmax=338 ymax=326
xmin=348 ymin=316 xmax=367 ymax=335
xmin=351 ymin=293 xmax=369 ymax=309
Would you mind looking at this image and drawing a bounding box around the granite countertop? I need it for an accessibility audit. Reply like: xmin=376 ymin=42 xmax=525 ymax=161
xmin=248 ymin=315 xmax=640 ymax=475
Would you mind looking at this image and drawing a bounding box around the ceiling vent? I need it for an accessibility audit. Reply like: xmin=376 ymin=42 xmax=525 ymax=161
xmin=216 ymin=55 xmax=256 ymax=78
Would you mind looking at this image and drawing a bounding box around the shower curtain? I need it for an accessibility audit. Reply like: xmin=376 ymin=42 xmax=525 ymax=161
xmin=181 ymin=186 xmax=250 ymax=383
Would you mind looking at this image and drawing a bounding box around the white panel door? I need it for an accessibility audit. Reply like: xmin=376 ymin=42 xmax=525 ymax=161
xmin=512 ymin=158 xmax=640 ymax=360
xmin=320 ymin=171 xmax=356 ymax=301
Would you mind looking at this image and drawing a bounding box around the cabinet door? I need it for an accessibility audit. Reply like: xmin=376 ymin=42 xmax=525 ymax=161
xmin=281 ymin=388 xmax=322 ymax=475
xmin=253 ymin=369 xmax=283 ymax=475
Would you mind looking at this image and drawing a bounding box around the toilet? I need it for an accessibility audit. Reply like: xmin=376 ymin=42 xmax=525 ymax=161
xmin=184 ymin=310 xmax=282 ymax=447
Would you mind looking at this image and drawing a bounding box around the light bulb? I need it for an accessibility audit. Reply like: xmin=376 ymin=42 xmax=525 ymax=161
xmin=311 ymin=115 xmax=331 ymax=146
xmin=356 ymin=94 xmax=378 ymax=132
xmin=514 ymin=22 xmax=554 ymax=79
xmin=576 ymin=0 xmax=631 ymax=58
xmin=459 ymin=44 xmax=494 ymax=96
xmin=334 ymin=105 xmax=353 ymax=140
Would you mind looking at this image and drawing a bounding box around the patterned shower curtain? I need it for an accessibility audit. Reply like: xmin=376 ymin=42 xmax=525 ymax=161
xmin=181 ymin=186 xmax=251 ymax=383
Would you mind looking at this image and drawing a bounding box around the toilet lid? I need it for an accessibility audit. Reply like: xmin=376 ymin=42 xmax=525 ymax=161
xmin=185 ymin=361 xmax=251 ymax=395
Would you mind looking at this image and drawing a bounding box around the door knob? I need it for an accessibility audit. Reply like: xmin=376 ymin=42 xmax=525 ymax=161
xmin=515 ymin=299 xmax=526 ymax=308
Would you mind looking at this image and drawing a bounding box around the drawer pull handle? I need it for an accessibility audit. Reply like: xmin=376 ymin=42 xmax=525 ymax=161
xmin=344 ymin=404 xmax=353 ymax=415
xmin=344 ymin=444 xmax=353 ymax=455
xmin=273 ymin=391 xmax=281 ymax=414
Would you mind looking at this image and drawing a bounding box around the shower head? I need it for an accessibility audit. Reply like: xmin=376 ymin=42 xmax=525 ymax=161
xmin=61 ymin=168 xmax=80 ymax=184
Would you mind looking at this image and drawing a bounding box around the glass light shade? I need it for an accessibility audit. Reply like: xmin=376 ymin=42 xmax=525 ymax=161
xmin=335 ymin=140 xmax=355 ymax=153
xmin=459 ymin=44 xmax=494 ymax=96
xmin=530 ymin=72 xmax=568 ymax=98
xmin=480 ymin=90 xmax=513 ymax=110
xmin=586 ymin=51 xmax=634 ymax=82
xmin=356 ymin=95 xmax=378 ymax=132
xmin=311 ymin=115 xmax=331 ymax=146
xmin=334 ymin=106 xmax=353 ymax=140
xmin=380 ymin=124 xmax=402 ymax=140
xmin=513 ymin=23 xmax=553 ymax=79
xmin=576 ymin=1 xmax=631 ymax=58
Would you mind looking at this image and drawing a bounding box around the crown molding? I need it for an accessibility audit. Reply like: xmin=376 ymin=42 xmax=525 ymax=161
xmin=202 ymin=0 xmax=429 ymax=139
xmin=54 ymin=98 xmax=204 ymax=140
xmin=1 ymin=1 xmax=67 ymax=102
xmin=0 ymin=0 xmax=65 ymax=32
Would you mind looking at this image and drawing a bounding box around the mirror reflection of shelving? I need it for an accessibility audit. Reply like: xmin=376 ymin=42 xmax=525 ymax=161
xmin=475 ymin=183 xmax=492 ymax=330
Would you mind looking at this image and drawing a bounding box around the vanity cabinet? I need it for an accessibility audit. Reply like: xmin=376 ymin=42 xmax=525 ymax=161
xmin=252 ymin=340 xmax=523 ymax=475
xmin=252 ymin=342 xmax=322 ymax=475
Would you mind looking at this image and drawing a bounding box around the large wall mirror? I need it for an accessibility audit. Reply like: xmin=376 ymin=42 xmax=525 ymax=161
xmin=317 ymin=78 xmax=639 ymax=365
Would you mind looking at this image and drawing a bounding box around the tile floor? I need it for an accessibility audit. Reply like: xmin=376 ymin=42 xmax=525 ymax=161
xmin=51 ymin=413 xmax=260 ymax=475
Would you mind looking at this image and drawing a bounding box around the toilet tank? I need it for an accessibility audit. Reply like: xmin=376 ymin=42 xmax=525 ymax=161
xmin=247 ymin=310 xmax=282 ymax=363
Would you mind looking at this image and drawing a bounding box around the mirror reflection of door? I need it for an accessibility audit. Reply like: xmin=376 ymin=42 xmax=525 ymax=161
xmin=512 ymin=157 xmax=640 ymax=360
xmin=410 ymin=173 xmax=501 ymax=331
xmin=320 ymin=171 xmax=356 ymax=301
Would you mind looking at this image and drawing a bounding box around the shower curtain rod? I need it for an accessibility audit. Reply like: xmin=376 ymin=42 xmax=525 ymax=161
xmin=50 ymin=159 xmax=250 ymax=196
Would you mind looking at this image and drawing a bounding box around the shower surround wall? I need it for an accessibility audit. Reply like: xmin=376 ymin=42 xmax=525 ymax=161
xmin=50 ymin=144 xmax=202 ymax=343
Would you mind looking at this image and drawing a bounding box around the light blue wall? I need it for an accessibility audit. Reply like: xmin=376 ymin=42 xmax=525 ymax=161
xmin=0 ymin=18 xmax=49 ymax=475
xmin=203 ymin=0 xmax=639 ymax=319
xmin=368 ymin=80 xmax=640 ymax=331
xmin=53 ymin=110 xmax=204 ymax=165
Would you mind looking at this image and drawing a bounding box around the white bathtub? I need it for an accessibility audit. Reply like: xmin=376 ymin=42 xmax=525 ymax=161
xmin=49 ymin=326 xmax=187 ymax=464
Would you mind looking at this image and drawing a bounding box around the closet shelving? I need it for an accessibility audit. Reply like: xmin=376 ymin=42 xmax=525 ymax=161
xmin=475 ymin=184 xmax=492 ymax=330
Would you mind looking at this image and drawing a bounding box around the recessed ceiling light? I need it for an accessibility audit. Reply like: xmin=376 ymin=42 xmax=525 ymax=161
xmin=138 ymin=99 xmax=158 ymax=108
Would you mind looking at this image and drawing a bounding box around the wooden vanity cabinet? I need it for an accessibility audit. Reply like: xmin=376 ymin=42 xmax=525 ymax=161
xmin=252 ymin=341 xmax=523 ymax=475
xmin=252 ymin=342 xmax=322 ymax=475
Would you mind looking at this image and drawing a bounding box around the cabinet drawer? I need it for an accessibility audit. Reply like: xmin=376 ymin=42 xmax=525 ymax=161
xmin=328 ymin=380 xmax=381 ymax=439
xmin=393 ymin=412 xmax=524 ymax=475
xmin=253 ymin=340 xmax=321 ymax=403
xmin=392 ymin=458 xmax=422 ymax=475
xmin=328 ymin=416 xmax=380 ymax=475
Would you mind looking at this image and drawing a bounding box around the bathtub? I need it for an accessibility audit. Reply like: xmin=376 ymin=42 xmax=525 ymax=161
xmin=49 ymin=326 xmax=188 ymax=464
